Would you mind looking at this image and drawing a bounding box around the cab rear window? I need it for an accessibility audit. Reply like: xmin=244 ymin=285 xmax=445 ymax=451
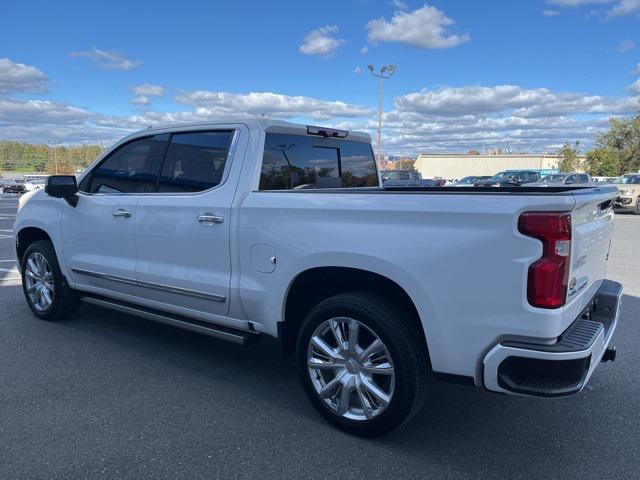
xmin=259 ymin=133 xmax=378 ymax=190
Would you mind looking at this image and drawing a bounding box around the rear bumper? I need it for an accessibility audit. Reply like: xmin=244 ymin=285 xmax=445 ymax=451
xmin=483 ymin=280 xmax=622 ymax=397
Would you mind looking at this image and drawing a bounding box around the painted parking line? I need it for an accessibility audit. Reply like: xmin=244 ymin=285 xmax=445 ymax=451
xmin=0 ymin=267 xmax=18 ymax=273
xmin=0 ymin=259 xmax=17 ymax=262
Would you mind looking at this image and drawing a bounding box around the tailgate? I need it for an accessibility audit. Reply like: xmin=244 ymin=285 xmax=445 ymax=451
xmin=563 ymin=186 xmax=617 ymax=325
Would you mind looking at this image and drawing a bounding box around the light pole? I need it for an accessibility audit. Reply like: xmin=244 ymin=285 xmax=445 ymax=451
xmin=47 ymin=140 xmax=59 ymax=174
xmin=367 ymin=64 xmax=398 ymax=167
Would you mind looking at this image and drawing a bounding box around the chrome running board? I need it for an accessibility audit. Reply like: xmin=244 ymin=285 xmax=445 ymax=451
xmin=81 ymin=294 xmax=259 ymax=346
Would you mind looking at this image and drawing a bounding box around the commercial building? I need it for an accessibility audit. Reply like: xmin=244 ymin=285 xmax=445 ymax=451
xmin=413 ymin=153 xmax=586 ymax=180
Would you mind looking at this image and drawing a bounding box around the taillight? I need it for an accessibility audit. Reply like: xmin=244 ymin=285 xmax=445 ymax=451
xmin=518 ymin=212 xmax=572 ymax=309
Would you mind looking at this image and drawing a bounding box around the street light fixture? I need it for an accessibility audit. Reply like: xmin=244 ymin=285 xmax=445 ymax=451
xmin=367 ymin=64 xmax=398 ymax=167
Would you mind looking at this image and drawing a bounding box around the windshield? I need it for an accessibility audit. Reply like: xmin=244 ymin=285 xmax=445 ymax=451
xmin=490 ymin=171 xmax=508 ymax=180
xmin=613 ymin=176 xmax=640 ymax=184
xmin=457 ymin=176 xmax=476 ymax=184
xmin=539 ymin=175 xmax=565 ymax=183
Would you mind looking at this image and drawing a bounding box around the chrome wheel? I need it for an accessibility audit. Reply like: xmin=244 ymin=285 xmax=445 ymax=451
xmin=307 ymin=317 xmax=395 ymax=421
xmin=24 ymin=252 xmax=54 ymax=312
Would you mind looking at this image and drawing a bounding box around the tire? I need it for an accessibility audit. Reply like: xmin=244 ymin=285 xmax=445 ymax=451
xmin=297 ymin=291 xmax=430 ymax=436
xmin=634 ymin=198 xmax=640 ymax=215
xmin=21 ymin=240 xmax=80 ymax=321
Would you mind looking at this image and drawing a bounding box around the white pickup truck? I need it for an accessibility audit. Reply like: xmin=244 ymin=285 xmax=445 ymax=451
xmin=13 ymin=119 xmax=622 ymax=436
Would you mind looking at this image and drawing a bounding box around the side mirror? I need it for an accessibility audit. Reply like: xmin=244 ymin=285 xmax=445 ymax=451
xmin=45 ymin=175 xmax=79 ymax=207
xmin=565 ymin=179 xmax=574 ymax=184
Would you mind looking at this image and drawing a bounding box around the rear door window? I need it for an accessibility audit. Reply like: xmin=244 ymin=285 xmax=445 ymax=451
xmin=158 ymin=131 xmax=234 ymax=193
xmin=259 ymin=133 xmax=378 ymax=190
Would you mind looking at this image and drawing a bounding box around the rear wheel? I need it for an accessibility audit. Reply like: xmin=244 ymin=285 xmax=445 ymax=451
xmin=297 ymin=292 xmax=430 ymax=436
xmin=634 ymin=197 xmax=640 ymax=215
xmin=21 ymin=240 xmax=80 ymax=320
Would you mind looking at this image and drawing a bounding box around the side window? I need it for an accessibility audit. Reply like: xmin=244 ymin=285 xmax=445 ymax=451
xmin=259 ymin=133 xmax=378 ymax=190
xmin=578 ymin=174 xmax=589 ymax=183
xmin=260 ymin=133 xmax=340 ymax=190
xmin=340 ymin=141 xmax=378 ymax=187
xmin=566 ymin=175 xmax=577 ymax=184
xmin=158 ymin=131 xmax=234 ymax=193
xmin=84 ymin=135 xmax=168 ymax=194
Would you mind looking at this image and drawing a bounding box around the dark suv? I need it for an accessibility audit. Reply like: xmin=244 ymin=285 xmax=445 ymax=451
xmin=1 ymin=178 xmax=27 ymax=194
xmin=474 ymin=170 xmax=541 ymax=187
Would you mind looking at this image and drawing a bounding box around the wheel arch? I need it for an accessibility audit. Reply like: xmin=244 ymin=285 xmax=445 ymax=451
xmin=279 ymin=266 xmax=430 ymax=358
xmin=16 ymin=226 xmax=54 ymax=265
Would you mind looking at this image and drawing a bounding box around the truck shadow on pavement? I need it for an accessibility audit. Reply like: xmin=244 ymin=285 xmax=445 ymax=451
xmin=2 ymin=283 xmax=638 ymax=479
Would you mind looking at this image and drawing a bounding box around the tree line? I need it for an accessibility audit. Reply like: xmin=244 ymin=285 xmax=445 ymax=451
xmin=558 ymin=108 xmax=640 ymax=176
xmin=0 ymin=141 xmax=103 ymax=174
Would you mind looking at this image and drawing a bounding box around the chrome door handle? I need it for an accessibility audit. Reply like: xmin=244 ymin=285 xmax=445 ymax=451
xmin=198 ymin=213 xmax=224 ymax=224
xmin=113 ymin=209 xmax=132 ymax=218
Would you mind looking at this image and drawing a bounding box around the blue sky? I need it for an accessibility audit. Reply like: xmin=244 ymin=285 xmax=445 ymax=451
xmin=1 ymin=0 xmax=639 ymax=154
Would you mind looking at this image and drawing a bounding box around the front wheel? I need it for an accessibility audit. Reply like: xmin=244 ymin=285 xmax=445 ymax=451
xmin=21 ymin=240 xmax=80 ymax=320
xmin=297 ymin=292 xmax=430 ymax=436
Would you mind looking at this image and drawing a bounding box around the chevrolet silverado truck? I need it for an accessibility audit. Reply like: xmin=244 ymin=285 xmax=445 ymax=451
xmin=13 ymin=120 xmax=622 ymax=436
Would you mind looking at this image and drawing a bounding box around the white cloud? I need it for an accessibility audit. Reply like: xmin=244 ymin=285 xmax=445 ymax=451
xmin=129 ymin=83 xmax=165 ymax=106
xmin=174 ymin=90 xmax=371 ymax=120
xmin=548 ymin=0 xmax=613 ymax=6
xmin=629 ymin=78 xmax=640 ymax=94
xmin=618 ymin=39 xmax=635 ymax=52
xmin=391 ymin=0 xmax=409 ymax=9
xmin=0 ymin=58 xmax=48 ymax=95
xmin=0 ymin=98 xmax=90 ymax=125
xmin=130 ymin=95 xmax=151 ymax=106
xmin=542 ymin=9 xmax=562 ymax=16
xmin=299 ymin=25 xmax=345 ymax=57
xmin=548 ymin=0 xmax=640 ymax=18
xmin=70 ymin=48 xmax=142 ymax=70
xmin=354 ymin=67 xmax=363 ymax=74
xmin=360 ymin=45 xmax=369 ymax=54
xmin=394 ymin=84 xmax=637 ymax=118
xmin=133 ymin=83 xmax=165 ymax=97
xmin=366 ymin=4 xmax=469 ymax=49
xmin=607 ymin=0 xmax=640 ymax=17
xmin=0 ymin=70 xmax=636 ymax=156
xmin=0 ymin=98 xmax=129 ymax=144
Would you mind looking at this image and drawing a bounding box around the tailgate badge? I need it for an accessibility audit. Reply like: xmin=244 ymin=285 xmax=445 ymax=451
xmin=569 ymin=277 xmax=577 ymax=290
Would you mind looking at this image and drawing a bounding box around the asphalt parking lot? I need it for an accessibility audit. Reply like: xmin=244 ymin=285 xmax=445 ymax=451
xmin=0 ymin=193 xmax=639 ymax=480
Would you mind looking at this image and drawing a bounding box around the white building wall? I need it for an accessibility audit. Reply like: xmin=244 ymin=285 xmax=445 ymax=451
xmin=413 ymin=154 xmax=581 ymax=179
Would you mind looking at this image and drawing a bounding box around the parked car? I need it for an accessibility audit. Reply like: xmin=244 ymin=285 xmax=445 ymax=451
xmin=14 ymin=120 xmax=621 ymax=436
xmin=611 ymin=173 xmax=640 ymax=214
xmin=592 ymin=176 xmax=617 ymax=184
xmin=381 ymin=170 xmax=442 ymax=187
xmin=1 ymin=178 xmax=26 ymax=194
xmin=453 ymin=175 xmax=491 ymax=187
xmin=534 ymin=173 xmax=591 ymax=186
xmin=474 ymin=170 xmax=541 ymax=187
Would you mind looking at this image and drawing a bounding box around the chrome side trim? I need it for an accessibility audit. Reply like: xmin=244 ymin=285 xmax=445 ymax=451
xmin=71 ymin=268 xmax=226 ymax=303
xmin=71 ymin=268 xmax=137 ymax=286
xmin=81 ymin=296 xmax=254 ymax=345
xmin=137 ymin=280 xmax=226 ymax=303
